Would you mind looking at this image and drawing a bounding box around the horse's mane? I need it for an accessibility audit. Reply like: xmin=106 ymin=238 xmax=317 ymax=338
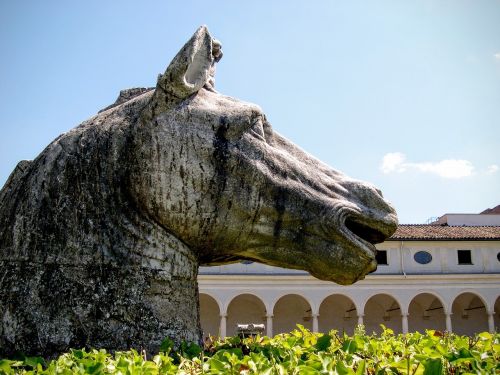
xmin=0 ymin=88 xmax=155 ymax=262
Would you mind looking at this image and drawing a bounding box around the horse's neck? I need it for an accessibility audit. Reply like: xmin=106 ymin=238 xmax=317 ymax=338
xmin=119 ymin=212 xmax=199 ymax=279
xmin=0 ymin=127 xmax=198 ymax=278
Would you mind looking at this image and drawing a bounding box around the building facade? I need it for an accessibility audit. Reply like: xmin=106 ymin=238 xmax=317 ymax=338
xmin=198 ymin=212 xmax=500 ymax=338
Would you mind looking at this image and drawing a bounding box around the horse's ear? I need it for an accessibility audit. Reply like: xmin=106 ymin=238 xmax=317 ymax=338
xmin=157 ymin=25 xmax=215 ymax=99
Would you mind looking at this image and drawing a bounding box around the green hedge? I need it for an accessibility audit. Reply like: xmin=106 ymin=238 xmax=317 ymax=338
xmin=1 ymin=326 xmax=499 ymax=374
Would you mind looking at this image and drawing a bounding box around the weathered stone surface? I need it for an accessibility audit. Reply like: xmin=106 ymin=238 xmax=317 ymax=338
xmin=0 ymin=26 xmax=397 ymax=357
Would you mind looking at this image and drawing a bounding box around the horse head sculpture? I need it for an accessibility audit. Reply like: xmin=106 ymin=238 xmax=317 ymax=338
xmin=0 ymin=26 xmax=397 ymax=357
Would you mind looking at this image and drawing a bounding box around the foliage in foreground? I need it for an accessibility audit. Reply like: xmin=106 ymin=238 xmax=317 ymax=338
xmin=1 ymin=326 xmax=499 ymax=374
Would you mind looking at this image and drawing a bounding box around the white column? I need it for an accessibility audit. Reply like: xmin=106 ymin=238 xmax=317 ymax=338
xmin=357 ymin=314 xmax=364 ymax=327
xmin=445 ymin=312 xmax=452 ymax=332
xmin=312 ymin=314 xmax=319 ymax=332
xmin=219 ymin=313 xmax=227 ymax=338
xmin=488 ymin=312 xmax=495 ymax=333
xmin=401 ymin=313 xmax=409 ymax=334
xmin=266 ymin=314 xmax=273 ymax=337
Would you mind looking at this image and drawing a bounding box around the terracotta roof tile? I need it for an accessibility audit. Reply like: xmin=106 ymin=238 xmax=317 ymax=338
xmin=388 ymin=225 xmax=500 ymax=241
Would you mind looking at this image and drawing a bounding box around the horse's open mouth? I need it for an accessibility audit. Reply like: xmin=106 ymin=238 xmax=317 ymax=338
xmin=344 ymin=216 xmax=388 ymax=247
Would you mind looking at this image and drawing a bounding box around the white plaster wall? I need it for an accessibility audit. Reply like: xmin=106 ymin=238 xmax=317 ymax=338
xmin=404 ymin=246 xmax=441 ymax=274
xmin=382 ymin=241 xmax=500 ymax=275
xmin=445 ymin=247 xmax=483 ymax=274
xmin=484 ymin=247 xmax=500 ymax=273
xmin=372 ymin=245 xmax=401 ymax=274
xmin=436 ymin=214 xmax=500 ymax=226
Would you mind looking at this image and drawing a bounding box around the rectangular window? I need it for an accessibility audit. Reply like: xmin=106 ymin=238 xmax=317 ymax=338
xmin=376 ymin=250 xmax=388 ymax=265
xmin=457 ymin=250 xmax=472 ymax=265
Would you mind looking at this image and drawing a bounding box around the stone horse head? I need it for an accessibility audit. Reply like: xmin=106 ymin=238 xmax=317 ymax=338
xmin=0 ymin=26 xmax=397 ymax=357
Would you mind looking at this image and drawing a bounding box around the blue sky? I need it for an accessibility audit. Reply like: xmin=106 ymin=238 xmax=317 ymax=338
xmin=1 ymin=1 xmax=499 ymax=223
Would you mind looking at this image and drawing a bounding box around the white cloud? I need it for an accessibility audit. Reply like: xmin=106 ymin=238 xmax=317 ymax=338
xmin=380 ymin=153 xmax=475 ymax=179
xmin=486 ymin=164 xmax=499 ymax=174
xmin=409 ymin=159 xmax=474 ymax=178
xmin=495 ymin=52 xmax=500 ymax=62
xmin=381 ymin=152 xmax=406 ymax=174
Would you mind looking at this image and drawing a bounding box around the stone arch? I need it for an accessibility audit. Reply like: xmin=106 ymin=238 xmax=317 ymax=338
xmin=271 ymin=292 xmax=316 ymax=314
xmin=273 ymin=294 xmax=312 ymax=334
xmin=405 ymin=290 xmax=448 ymax=314
xmin=451 ymin=292 xmax=489 ymax=336
xmin=448 ymin=289 xmax=490 ymax=314
xmin=199 ymin=293 xmax=221 ymax=338
xmin=224 ymin=292 xmax=268 ymax=314
xmin=408 ymin=293 xmax=446 ymax=333
xmin=363 ymin=293 xmax=402 ymax=335
xmin=318 ymin=294 xmax=358 ymax=335
xmin=226 ymin=293 xmax=266 ymax=337
xmin=200 ymin=291 xmax=223 ymax=312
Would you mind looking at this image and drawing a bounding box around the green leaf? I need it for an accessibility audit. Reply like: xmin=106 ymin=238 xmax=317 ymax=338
xmin=86 ymin=362 xmax=105 ymax=374
xmin=477 ymin=332 xmax=492 ymax=340
xmin=160 ymin=337 xmax=174 ymax=353
xmin=209 ymin=357 xmax=228 ymax=371
xmin=0 ymin=328 xmax=498 ymax=374
xmin=422 ymin=358 xmax=443 ymax=375
xmin=342 ymin=339 xmax=358 ymax=354
xmin=71 ymin=349 xmax=85 ymax=359
xmin=297 ymin=364 xmax=322 ymax=374
xmin=355 ymin=359 xmax=366 ymax=375
xmin=0 ymin=359 xmax=13 ymax=373
xmin=181 ymin=341 xmax=202 ymax=359
xmin=315 ymin=334 xmax=332 ymax=351
xmin=23 ymin=356 xmax=45 ymax=369
xmin=336 ymin=361 xmax=356 ymax=375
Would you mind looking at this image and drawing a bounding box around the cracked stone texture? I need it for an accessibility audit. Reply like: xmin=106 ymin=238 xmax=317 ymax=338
xmin=0 ymin=26 xmax=397 ymax=357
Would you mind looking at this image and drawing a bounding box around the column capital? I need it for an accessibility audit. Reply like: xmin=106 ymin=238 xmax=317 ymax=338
xmin=311 ymin=313 xmax=319 ymax=318
xmin=220 ymin=313 xmax=227 ymax=318
xmin=357 ymin=313 xmax=365 ymax=318
xmin=265 ymin=314 xmax=274 ymax=318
